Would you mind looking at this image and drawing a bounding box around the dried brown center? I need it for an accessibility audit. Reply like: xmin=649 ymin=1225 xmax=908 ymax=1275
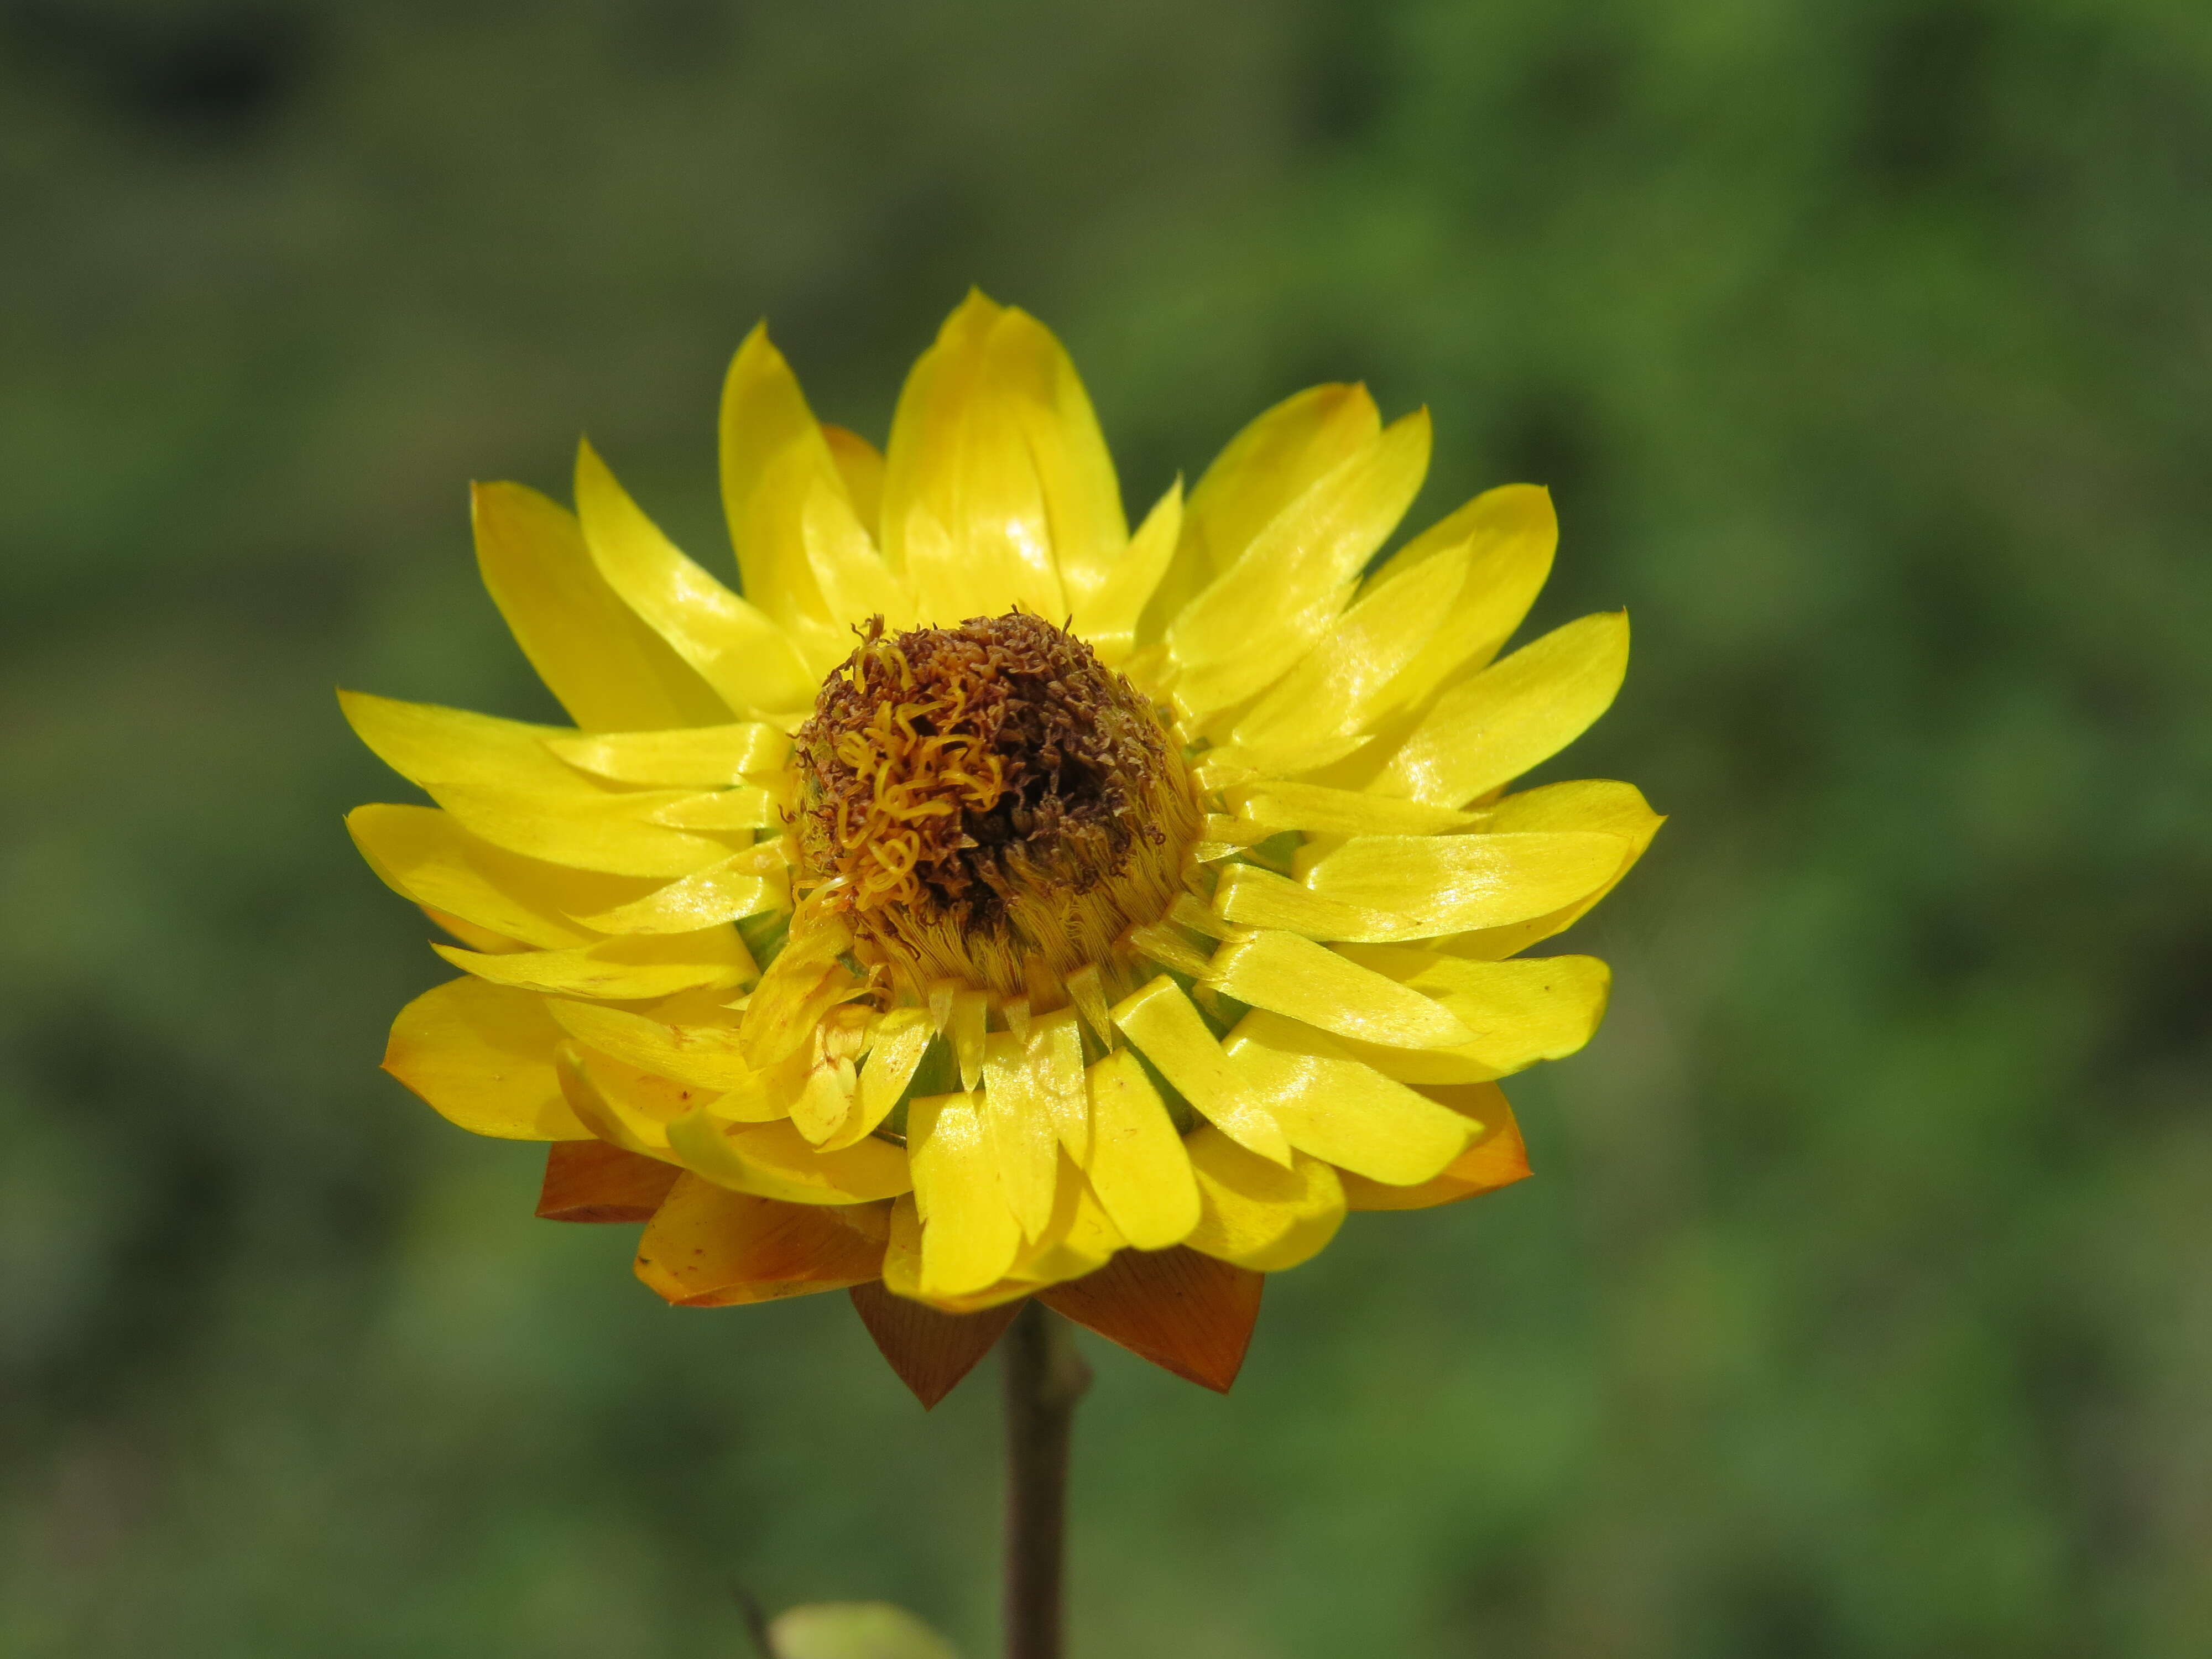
xmin=792 ymin=613 xmax=1181 ymax=954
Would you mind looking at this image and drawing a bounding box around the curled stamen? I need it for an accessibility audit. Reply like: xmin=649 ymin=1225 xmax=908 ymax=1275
xmin=789 ymin=612 xmax=1193 ymax=992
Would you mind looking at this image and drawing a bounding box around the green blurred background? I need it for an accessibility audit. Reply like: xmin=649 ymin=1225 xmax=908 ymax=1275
xmin=5 ymin=2 xmax=2209 ymax=1654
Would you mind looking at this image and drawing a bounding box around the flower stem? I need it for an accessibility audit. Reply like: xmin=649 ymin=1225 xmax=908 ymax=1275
xmin=1002 ymin=1300 xmax=1091 ymax=1659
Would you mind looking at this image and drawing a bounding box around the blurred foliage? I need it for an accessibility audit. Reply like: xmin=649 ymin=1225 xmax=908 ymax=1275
xmin=764 ymin=1601 xmax=963 ymax=1659
xmin=4 ymin=1 xmax=2210 ymax=1655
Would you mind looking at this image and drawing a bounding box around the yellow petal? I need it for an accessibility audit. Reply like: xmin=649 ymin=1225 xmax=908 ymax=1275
xmin=1338 ymin=1083 xmax=1532 ymax=1210
xmin=1197 ymin=814 xmax=1276 ymax=851
xmin=339 ymin=697 xmax=744 ymax=880
xmin=802 ymin=474 xmax=918 ymax=632
xmin=1365 ymin=482 xmax=1558 ymax=715
xmin=1109 ymin=976 xmax=1291 ymax=1165
xmin=881 ymin=1194 xmax=926 ymax=1300
xmin=823 ymin=1006 xmax=933 ymax=1150
xmin=1166 ymin=409 xmax=1430 ymax=718
xmin=1440 ymin=780 xmax=1665 ymax=959
xmin=721 ymin=330 xmax=902 ymax=677
xmin=789 ymin=1059 xmax=855 ymax=1145
xmin=1146 ymin=382 xmax=1381 ymax=633
xmin=1191 ymin=736 xmax=1373 ymax=792
xmin=432 ymin=928 xmax=752 ymax=1000
xmin=1220 ymin=1010 xmax=1474 ymax=1184
xmin=707 ymin=1050 xmax=814 ymax=1124
xmin=983 ymin=1032 xmax=1059 ymax=1240
xmin=1374 ymin=611 xmax=1629 ymax=806
xmin=879 ymin=1194 xmax=1037 ymax=1314
xmin=881 ymin=294 xmax=1068 ymax=623
xmin=907 ymin=1088 xmax=1024 ymax=1297
xmin=576 ymin=439 xmax=816 ymax=715
xmin=1069 ymin=480 xmax=1181 ymax=666
xmin=1300 ymin=831 xmax=1627 ymax=940
xmin=1065 ymin=964 xmax=1113 ymax=1050
xmin=421 ymin=782 xmax=739 ymax=880
xmin=1182 ymin=1129 xmax=1345 ymax=1272
xmin=950 ymin=988 xmax=989 ymax=1092
xmin=568 ymin=844 xmax=788 ymax=935
xmin=744 ymin=1108 xmax=901 ymax=1197
xmin=644 ymin=787 xmax=778 ymax=831
xmin=1008 ymin=1154 xmax=1126 ymax=1286
xmin=821 ymin=423 xmax=885 ymax=538
xmin=552 ymin=1043 xmax=684 ymax=1156
xmin=994 ymin=307 xmax=1127 ymax=613
xmin=471 ymin=479 xmax=731 ymax=732
xmin=573 ymin=1040 xmax=756 ymax=1137
xmin=545 ymin=997 xmax=760 ymax=1093
xmin=544 ymin=723 xmax=789 ymax=787
xmin=1327 ymin=951 xmax=1613 ymax=1082
xmin=738 ymin=903 xmax=855 ymax=1065
xmin=1128 ymin=921 xmax=1213 ymax=978
xmin=1170 ymin=893 xmax=1239 ymax=941
xmin=339 ymin=688 xmax=603 ymax=797
xmin=1212 ymin=861 xmax=1410 ymax=941
xmin=717 ymin=325 xmax=852 ymax=654
xmin=668 ymin=1109 xmax=912 ymax=1205
xmin=1222 ymin=781 xmax=1480 ymax=839
xmin=1029 ymin=1009 xmax=1091 ymax=1162
xmin=1082 ymin=1048 xmax=1200 ymax=1250
xmin=419 ymin=906 xmax=524 ymax=955
xmin=382 ymin=977 xmax=589 ymax=1139
xmin=348 ymin=804 xmax=607 ymax=950
xmin=882 ymin=1204 xmax=1058 ymax=1312
xmin=1203 ymin=929 xmax=1475 ymax=1049
xmin=1229 ymin=540 xmax=1468 ymax=766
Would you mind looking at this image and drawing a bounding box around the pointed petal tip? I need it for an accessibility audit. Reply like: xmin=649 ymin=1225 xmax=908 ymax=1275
xmin=850 ymin=1281 xmax=1024 ymax=1409
xmin=940 ymin=288 xmax=1006 ymax=336
xmin=1390 ymin=403 xmax=1436 ymax=445
xmin=724 ymin=320 xmax=784 ymax=383
xmin=1040 ymin=1245 xmax=1262 ymax=1394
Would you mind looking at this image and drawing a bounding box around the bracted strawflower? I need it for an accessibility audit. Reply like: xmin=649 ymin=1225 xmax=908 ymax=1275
xmin=343 ymin=291 xmax=1658 ymax=1655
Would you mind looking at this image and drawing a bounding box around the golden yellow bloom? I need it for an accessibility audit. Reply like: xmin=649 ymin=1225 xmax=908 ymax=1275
xmin=344 ymin=293 xmax=1660 ymax=1404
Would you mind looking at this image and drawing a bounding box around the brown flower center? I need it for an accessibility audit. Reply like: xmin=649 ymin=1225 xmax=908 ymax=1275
xmin=791 ymin=611 xmax=1196 ymax=995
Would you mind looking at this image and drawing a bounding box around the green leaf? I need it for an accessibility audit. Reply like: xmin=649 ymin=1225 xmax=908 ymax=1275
xmin=765 ymin=1601 xmax=962 ymax=1659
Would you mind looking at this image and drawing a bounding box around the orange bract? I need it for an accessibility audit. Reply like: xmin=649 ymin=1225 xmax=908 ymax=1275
xmin=1040 ymin=1246 xmax=1262 ymax=1394
xmin=849 ymin=1281 xmax=1026 ymax=1408
xmin=537 ymin=1140 xmax=680 ymax=1223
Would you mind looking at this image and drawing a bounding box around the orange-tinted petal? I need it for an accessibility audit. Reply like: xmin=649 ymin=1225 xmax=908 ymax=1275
xmin=633 ymin=1174 xmax=886 ymax=1306
xmin=1038 ymin=1244 xmax=1262 ymax=1392
xmin=536 ymin=1140 xmax=681 ymax=1223
xmin=847 ymin=1281 xmax=1025 ymax=1409
xmin=1335 ymin=1084 xmax=1534 ymax=1210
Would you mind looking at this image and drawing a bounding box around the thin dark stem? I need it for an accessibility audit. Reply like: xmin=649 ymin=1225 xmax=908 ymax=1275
xmin=1002 ymin=1300 xmax=1091 ymax=1659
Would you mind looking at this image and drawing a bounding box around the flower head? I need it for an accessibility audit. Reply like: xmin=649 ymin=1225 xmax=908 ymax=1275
xmin=789 ymin=611 xmax=1193 ymax=996
xmin=345 ymin=293 xmax=1660 ymax=1404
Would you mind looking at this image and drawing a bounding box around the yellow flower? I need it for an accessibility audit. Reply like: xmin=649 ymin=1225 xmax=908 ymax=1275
xmin=344 ymin=292 xmax=1660 ymax=1404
